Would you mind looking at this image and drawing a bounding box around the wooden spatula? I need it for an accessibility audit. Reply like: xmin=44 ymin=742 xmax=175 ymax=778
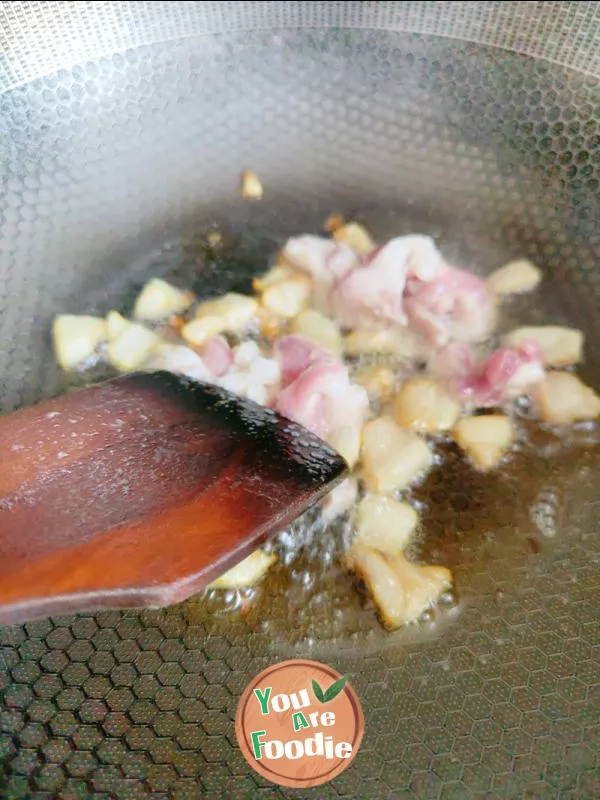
xmin=0 ymin=372 xmax=346 ymax=625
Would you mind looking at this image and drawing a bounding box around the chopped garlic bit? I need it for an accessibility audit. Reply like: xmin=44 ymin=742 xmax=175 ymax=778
xmin=348 ymin=544 xmax=452 ymax=629
xmin=291 ymin=309 xmax=342 ymax=358
xmin=133 ymin=278 xmax=193 ymax=322
xmin=355 ymin=495 xmax=418 ymax=553
xmin=107 ymin=321 xmax=161 ymax=373
xmin=361 ymin=416 xmax=433 ymax=493
xmin=487 ymin=259 xmax=542 ymax=295
xmin=504 ymin=326 xmax=584 ymax=366
xmin=535 ymin=371 xmax=600 ymax=425
xmin=261 ymin=276 xmax=311 ymax=319
xmin=168 ymin=314 xmax=186 ymax=332
xmin=353 ymin=365 xmax=396 ymax=402
xmin=209 ymin=549 xmax=276 ymax=588
xmin=326 ymin=424 xmax=362 ymax=468
xmin=453 ymin=414 xmax=513 ymax=471
xmin=394 ymin=376 xmax=461 ymax=433
xmin=240 ymin=170 xmax=263 ymax=199
xmin=183 ymin=293 xmax=258 ymax=345
xmin=323 ymin=213 xmax=345 ymax=233
xmin=333 ymin=222 xmax=376 ymax=255
xmin=206 ymin=230 xmax=223 ymax=247
xmin=52 ymin=315 xmax=107 ymax=371
xmin=255 ymin=307 xmax=286 ymax=340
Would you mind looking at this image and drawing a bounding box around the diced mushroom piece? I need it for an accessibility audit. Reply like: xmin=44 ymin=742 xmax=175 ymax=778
xmin=504 ymin=326 xmax=584 ymax=366
xmin=106 ymin=310 xmax=128 ymax=341
xmin=133 ymin=278 xmax=193 ymax=322
xmin=344 ymin=326 xmax=426 ymax=360
xmin=183 ymin=293 xmax=258 ymax=345
xmin=394 ymin=377 xmax=461 ymax=433
xmin=107 ymin=322 xmax=161 ymax=372
xmin=291 ymin=309 xmax=342 ymax=358
xmin=487 ymin=259 xmax=542 ymax=295
xmin=355 ymin=495 xmax=418 ymax=553
xmin=326 ymin=424 xmax=362 ymax=468
xmin=321 ymin=478 xmax=359 ymax=523
xmin=361 ymin=416 xmax=433 ymax=493
xmin=240 ymin=170 xmax=263 ymax=199
xmin=333 ymin=222 xmax=376 ymax=255
xmin=52 ymin=315 xmax=107 ymax=371
xmin=354 ymin=365 xmax=396 ymax=402
xmin=535 ymin=371 xmax=600 ymax=425
xmin=453 ymin=414 xmax=513 ymax=470
xmin=348 ymin=544 xmax=452 ymax=629
xmin=261 ymin=276 xmax=312 ymax=319
xmin=209 ymin=549 xmax=277 ymax=589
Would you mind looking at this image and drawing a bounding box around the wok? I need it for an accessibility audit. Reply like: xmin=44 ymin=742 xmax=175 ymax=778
xmin=0 ymin=2 xmax=598 ymax=798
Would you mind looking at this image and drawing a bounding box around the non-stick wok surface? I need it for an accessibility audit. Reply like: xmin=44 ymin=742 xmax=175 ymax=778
xmin=0 ymin=3 xmax=599 ymax=798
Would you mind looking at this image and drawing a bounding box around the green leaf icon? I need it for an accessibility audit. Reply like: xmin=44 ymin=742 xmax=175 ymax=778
xmin=323 ymin=675 xmax=347 ymax=702
xmin=312 ymin=679 xmax=325 ymax=703
xmin=312 ymin=676 xmax=347 ymax=703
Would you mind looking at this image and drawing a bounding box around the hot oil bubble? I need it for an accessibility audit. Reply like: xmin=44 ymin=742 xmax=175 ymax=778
xmin=202 ymin=587 xmax=255 ymax=614
xmin=530 ymin=487 xmax=560 ymax=538
xmin=438 ymin=589 xmax=458 ymax=608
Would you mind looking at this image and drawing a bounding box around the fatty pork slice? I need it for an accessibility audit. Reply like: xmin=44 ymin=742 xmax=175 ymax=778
xmin=219 ymin=341 xmax=281 ymax=406
xmin=197 ymin=335 xmax=233 ymax=377
xmin=276 ymin=333 xmax=368 ymax=459
xmin=146 ymin=336 xmax=233 ymax=383
xmin=404 ymin=263 xmax=495 ymax=346
xmin=274 ymin=335 xmax=369 ymax=439
xmin=275 ymin=358 xmax=369 ymax=439
xmin=430 ymin=340 xmax=545 ymax=408
xmin=273 ymin=334 xmax=334 ymax=386
xmin=280 ymin=235 xmax=359 ymax=314
xmin=331 ymin=235 xmax=443 ymax=329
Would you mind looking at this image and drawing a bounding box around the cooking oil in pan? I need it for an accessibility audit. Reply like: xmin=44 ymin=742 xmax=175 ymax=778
xmin=71 ymin=229 xmax=600 ymax=646
xmin=194 ymin=415 xmax=600 ymax=649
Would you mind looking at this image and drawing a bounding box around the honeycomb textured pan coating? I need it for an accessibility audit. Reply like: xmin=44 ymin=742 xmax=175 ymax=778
xmin=0 ymin=3 xmax=599 ymax=798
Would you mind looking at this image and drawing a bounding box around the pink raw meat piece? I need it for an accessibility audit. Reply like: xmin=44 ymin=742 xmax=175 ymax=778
xmin=199 ymin=335 xmax=233 ymax=377
xmin=273 ymin=334 xmax=333 ymax=386
xmin=434 ymin=340 xmax=544 ymax=407
xmin=281 ymin=235 xmax=359 ymax=314
xmin=331 ymin=235 xmax=443 ymax=329
xmin=405 ymin=264 xmax=493 ymax=346
xmin=275 ymin=359 xmax=368 ymax=438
